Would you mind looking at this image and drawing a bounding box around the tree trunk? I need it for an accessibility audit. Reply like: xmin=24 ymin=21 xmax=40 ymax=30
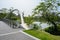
xmin=46 ymin=13 xmax=58 ymax=32
xmin=51 ymin=21 xmax=57 ymax=31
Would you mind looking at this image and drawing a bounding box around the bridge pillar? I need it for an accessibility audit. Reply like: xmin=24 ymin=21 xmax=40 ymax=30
xmin=20 ymin=12 xmax=29 ymax=30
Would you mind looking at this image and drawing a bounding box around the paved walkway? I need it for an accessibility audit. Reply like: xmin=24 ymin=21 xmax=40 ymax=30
xmin=0 ymin=21 xmax=35 ymax=40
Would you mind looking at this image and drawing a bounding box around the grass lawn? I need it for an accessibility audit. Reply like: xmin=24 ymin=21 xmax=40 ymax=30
xmin=24 ymin=30 xmax=60 ymax=40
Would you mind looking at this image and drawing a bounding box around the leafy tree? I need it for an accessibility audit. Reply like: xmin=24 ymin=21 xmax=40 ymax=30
xmin=24 ymin=16 xmax=34 ymax=25
xmin=7 ymin=7 xmax=20 ymax=20
xmin=0 ymin=8 xmax=7 ymax=19
xmin=7 ymin=7 xmax=21 ymax=27
xmin=33 ymin=0 xmax=60 ymax=32
xmin=0 ymin=13 xmax=7 ymax=19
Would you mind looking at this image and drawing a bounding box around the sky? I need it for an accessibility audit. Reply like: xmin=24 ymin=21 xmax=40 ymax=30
xmin=0 ymin=0 xmax=41 ymax=16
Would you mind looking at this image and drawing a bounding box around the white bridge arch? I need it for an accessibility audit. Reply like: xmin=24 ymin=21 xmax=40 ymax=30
xmin=12 ymin=9 xmax=29 ymax=30
xmin=4 ymin=8 xmax=29 ymax=30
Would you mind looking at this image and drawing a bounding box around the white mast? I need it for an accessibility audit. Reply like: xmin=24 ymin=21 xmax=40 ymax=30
xmin=20 ymin=12 xmax=29 ymax=30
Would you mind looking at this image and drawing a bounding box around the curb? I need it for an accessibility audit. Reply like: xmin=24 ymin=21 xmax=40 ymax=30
xmin=20 ymin=31 xmax=40 ymax=40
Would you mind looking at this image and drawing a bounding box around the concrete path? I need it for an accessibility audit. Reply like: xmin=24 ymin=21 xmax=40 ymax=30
xmin=0 ymin=21 xmax=21 ymax=34
xmin=0 ymin=21 xmax=36 ymax=40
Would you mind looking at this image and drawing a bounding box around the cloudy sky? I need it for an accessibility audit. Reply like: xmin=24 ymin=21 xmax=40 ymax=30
xmin=0 ymin=0 xmax=41 ymax=16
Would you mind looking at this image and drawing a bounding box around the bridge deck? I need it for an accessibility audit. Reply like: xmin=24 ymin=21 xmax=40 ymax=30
xmin=0 ymin=21 xmax=35 ymax=40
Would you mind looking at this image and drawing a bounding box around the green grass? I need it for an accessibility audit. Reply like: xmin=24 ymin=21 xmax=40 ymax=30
xmin=24 ymin=30 xmax=60 ymax=40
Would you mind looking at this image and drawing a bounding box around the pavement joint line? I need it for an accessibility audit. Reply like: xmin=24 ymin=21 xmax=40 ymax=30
xmin=20 ymin=31 xmax=40 ymax=40
xmin=0 ymin=31 xmax=21 ymax=36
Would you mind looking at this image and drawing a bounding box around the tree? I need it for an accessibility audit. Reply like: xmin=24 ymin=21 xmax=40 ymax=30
xmin=0 ymin=8 xmax=8 ymax=19
xmin=0 ymin=13 xmax=7 ymax=19
xmin=33 ymin=0 xmax=60 ymax=32
xmin=4 ymin=7 xmax=21 ymax=27
xmin=7 ymin=7 xmax=20 ymax=20
xmin=24 ymin=15 xmax=34 ymax=25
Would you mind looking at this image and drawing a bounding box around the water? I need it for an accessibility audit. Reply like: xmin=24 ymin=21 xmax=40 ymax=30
xmin=32 ymin=22 xmax=49 ymax=29
xmin=41 ymin=23 xmax=49 ymax=29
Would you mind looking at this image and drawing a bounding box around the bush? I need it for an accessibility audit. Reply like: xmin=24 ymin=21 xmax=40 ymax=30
xmin=45 ymin=25 xmax=60 ymax=35
xmin=33 ymin=24 xmax=39 ymax=30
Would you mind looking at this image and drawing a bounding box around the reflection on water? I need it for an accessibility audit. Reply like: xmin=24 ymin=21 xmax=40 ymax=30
xmin=41 ymin=23 xmax=49 ymax=29
xmin=32 ymin=22 xmax=49 ymax=29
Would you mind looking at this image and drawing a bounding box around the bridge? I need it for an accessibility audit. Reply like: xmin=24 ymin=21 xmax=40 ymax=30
xmin=3 ymin=8 xmax=29 ymax=30
xmin=0 ymin=21 xmax=36 ymax=40
xmin=0 ymin=8 xmax=39 ymax=40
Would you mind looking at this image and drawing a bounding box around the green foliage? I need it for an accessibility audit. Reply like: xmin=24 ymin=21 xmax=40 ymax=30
xmin=45 ymin=25 xmax=60 ymax=35
xmin=0 ymin=7 xmax=21 ymax=24
xmin=57 ymin=3 xmax=60 ymax=6
xmin=0 ymin=13 xmax=7 ymax=19
xmin=33 ymin=0 xmax=60 ymax=33
xmin=57 ymin=24 xmax=60 ymax=31
xmin=33 ymin=24 xmax=39 ymax=30
xmin=24 ymin=16 xmax=34 ymax=25
xmin=11 ymin=17 xmax=17 ymax=20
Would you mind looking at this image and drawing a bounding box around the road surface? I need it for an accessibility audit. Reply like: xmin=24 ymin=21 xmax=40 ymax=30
xmin=0 ymin=21 xmax=35 ymax=40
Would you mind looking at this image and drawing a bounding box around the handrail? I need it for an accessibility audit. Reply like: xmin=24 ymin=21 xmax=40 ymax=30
xmin=2 ymin=19 xmax=20 ymax=28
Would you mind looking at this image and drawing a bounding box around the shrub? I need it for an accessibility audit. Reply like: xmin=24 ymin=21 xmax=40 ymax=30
xmin=33 ymin=24 xmax=39 ymax=30
xmin=45 ymin=25 xmax=60 ymax=35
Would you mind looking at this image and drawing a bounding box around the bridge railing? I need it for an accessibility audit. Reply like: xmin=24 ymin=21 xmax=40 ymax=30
xmin=2 ymin=19 xmax=21 ymax=29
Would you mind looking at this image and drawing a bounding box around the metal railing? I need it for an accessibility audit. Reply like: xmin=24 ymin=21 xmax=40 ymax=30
xmin=2 ymin=19 xmax=21 ymax=29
